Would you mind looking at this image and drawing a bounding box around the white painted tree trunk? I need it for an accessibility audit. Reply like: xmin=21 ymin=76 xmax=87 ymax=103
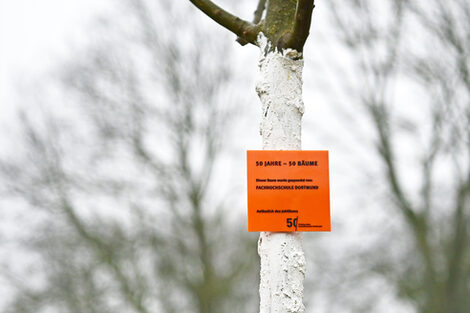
xmin=256 ymin=34 xmax=306 ymax=313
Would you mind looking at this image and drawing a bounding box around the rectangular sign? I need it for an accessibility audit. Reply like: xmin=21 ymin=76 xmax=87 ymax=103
xmin=247 ymin=150 xmax=330 ymax=232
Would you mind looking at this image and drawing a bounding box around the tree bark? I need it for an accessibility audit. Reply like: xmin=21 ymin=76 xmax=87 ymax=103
xmin=256 ymin=34 xmax=306 ymax=313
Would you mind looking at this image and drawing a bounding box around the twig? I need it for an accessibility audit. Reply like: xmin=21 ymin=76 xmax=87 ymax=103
xmin=189 ymin=0 xmax=260 ymax=45
xmin=286 ymin=0 xmax=315 ymax=51
xmin=237 ymin=0 xmax=266 ymax=45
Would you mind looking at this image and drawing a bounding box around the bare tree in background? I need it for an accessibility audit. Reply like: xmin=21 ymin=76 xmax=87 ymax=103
xmin=0 ymin=1 xmax=257 ymax=313
xmin=320 ymin=0 xmax=470 ymax=312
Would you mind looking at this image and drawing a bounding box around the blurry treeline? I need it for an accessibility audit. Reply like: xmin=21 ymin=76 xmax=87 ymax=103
xmin=0 ymin=1 xmax=258 ymax=313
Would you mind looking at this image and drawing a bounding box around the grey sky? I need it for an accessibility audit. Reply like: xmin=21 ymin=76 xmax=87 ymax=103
xmin=0 ymin=0 xmax=111 ymax=132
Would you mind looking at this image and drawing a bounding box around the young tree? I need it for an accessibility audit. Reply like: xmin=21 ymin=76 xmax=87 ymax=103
xmin=188 ymin=1 xmax=315 ymax=312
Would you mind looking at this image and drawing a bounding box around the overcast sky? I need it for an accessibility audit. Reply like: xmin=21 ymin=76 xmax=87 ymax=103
xmin=0 ymin=0 xmax=112 ymax=133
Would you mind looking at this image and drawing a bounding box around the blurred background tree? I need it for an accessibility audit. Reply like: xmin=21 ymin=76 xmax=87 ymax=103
xmin=309 ymin=0 xmax=470 ymax=312
xmin=0 ymin=1 xmax=258 ymax=313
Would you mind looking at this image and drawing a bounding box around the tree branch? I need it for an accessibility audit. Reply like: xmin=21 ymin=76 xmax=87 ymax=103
xmin=446 ymin=178 xmax=470 ymax=308
xmin=253 ymin=0 xmax=267 ymax=24
xmin=236 ymin=0 xmax=266 ymax=45
xmin=286 ymin=0 xmax=315 ymax=51
xmin=189 ymin=0 xmax=260 ymax=45
xmin=61 ymin=199 xmax=151 ymax=313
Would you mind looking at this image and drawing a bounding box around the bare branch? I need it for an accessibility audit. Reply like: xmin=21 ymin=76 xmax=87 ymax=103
xmin=253 ymin=0 xmax=266 ymax=24
xmin=189 ymin=0 xmax=260 ymax=45
xmin=236 ymin=0 xmax=266 ymax=45
xmin=286 ymin=0 xmax=315 ymax=51
xmin=446 ymin=179 xmax=470 ymax=310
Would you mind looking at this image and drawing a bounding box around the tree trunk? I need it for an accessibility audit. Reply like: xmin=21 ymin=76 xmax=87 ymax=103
xmin=256 ymin=34 xmax=306 ymax=313
xmin=187 ymin=2 xmax=315 ymax=312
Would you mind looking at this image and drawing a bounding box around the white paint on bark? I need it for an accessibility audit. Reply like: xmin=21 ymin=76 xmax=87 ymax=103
xmin=256 ymin=33 xmax=306 ymax=313
xmin=256 ymin=34 xmax=304 ymax=150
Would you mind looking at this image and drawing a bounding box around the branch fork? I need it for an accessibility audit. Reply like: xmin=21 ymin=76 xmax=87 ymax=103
xmin=189 ymin=0 xmax=315 ymax=51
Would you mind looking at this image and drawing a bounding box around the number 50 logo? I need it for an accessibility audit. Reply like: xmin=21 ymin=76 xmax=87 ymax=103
xmin=286 ymin=217 xmax=298 ymax=231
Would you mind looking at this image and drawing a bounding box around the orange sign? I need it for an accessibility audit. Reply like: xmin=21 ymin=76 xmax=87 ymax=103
xmin=247 ymin=150 xmax=330 ymax=232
